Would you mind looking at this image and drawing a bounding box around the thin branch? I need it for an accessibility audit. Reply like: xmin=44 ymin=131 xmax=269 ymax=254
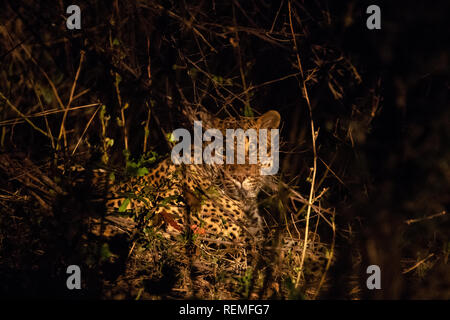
xmin=71 ymin=104 xmax=101 ymax=155
xmin=57 ymin=51 xmax=85 ymax=151
xmin=0 ymin=91 xmax=50 ymax=138
xmin=288 ymin=0 xmax=319 ymax=289
xmin=405 ymin=211 xmax=447 ymax=225
xmin=402 ymin=253 xmax=435 ymax=274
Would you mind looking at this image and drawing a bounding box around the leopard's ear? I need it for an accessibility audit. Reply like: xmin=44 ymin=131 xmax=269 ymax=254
xmin=256 ymin=110 xmax=281 ymax=129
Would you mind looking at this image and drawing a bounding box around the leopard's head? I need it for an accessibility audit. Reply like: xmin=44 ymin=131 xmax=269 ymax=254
xmin=218 ymin=110 xmax=281 ymax=202
xmin=180 ymin=106 xmax=280 ymax=202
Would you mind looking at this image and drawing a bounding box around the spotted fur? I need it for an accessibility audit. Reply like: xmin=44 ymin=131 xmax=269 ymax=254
xmin=105 ymin=110 xmax=281 ymax=243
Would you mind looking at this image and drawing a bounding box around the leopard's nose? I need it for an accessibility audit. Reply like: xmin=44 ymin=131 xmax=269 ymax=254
xmin=235 ymin=175 xmax=246 ymax=184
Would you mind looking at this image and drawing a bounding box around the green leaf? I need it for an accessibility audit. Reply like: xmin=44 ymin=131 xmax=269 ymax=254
xmin=167 ymin=132 xmax=177 ymax=143
xmin=123 ymin=149 xmax=131 ymax=162
xmin=40 ymin=85 xmax=53 ymax=104
xmin=100 ymin=243 xmax=113 ymax=260
xmin=105 ymin=137 xmax=114 ymax=147
xmin=118 ymin=198 xmax=130 ymax=212
xmin=136 ymin=167 xmax=149 ymax=176
xmin=244 ymin=105 xmax=254 ymax=117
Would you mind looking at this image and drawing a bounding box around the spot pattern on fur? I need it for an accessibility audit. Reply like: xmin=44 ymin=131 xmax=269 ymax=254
xmin=105 ymin=110 xmax=282 ymax=243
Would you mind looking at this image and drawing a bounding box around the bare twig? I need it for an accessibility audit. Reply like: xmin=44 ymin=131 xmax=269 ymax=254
xmin=57 ymin=51 xmax=85 ymax=151
xmin=288 ymin=1 xmax=319 ymax=289
xmin=71 ymin=104 xmax=101 ymax=155
xmin=402 ymin=253 xmax=435 ymax=274
xmin=405 ymin=211 xmax=447 ymax=225
xmin=0 ymin=91 xmax=50 ymax=138
xmin=0 ymin=103 xmax=99 ymax=126
xmin=313 ymin=210 xmax=336 ymax=298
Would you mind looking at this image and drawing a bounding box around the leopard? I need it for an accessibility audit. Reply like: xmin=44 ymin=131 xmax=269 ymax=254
xmin=104 ymin=109 xmax=282 ymax=244
xmin=81 ymin=107 xmax=333 ymax=298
